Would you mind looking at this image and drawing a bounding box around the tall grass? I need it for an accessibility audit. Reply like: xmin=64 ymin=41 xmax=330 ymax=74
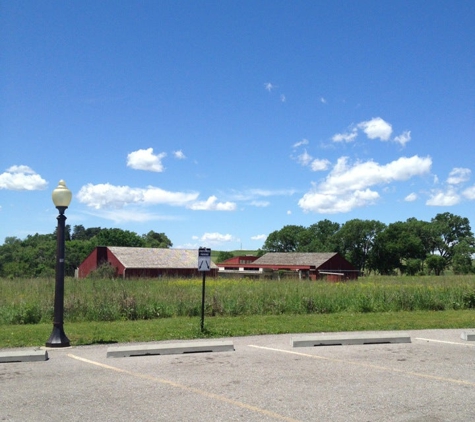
xmin=1 ymin=275 xmax=474 ymax=325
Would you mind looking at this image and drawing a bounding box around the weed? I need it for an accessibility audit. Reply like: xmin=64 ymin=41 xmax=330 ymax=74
xmin=0 ymin=274 xmax=474 ymax=325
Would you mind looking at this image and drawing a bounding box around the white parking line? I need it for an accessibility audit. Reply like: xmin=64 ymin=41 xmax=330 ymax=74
xmin=249 ymin=345 xmax=475 ymax=387
xmin=68 ymin=353 xmax=300 ymax=422
xmin=415 ymin=338 xmax=475 ymax=347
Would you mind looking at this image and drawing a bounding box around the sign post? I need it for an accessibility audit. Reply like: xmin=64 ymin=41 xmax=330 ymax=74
xmin=198 ymin=247 xmax=211 ymax=332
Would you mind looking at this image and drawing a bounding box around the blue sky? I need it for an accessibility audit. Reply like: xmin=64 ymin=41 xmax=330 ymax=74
xmin=1 ymin=1 xmax=474 ymax=250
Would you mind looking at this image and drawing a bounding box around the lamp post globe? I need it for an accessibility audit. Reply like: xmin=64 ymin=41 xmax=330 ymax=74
xmin=46 ymin=180 xmax=72 ymax=348
xmin=52 ymin=179 xmax=72 ymax=209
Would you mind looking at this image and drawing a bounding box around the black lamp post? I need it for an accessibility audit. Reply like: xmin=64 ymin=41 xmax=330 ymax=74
xmin=46 ymin=180 xmax=72 ymax=348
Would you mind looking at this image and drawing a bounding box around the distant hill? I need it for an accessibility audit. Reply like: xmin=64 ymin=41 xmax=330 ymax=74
xmin=211 ymin=250 xmax=259 ymax=261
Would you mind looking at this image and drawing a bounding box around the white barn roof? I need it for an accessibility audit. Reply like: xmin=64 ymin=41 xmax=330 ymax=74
xmin=107 ymin=247 xmax=218 ymax=269
xmin=253 ymin=252 xmax=339 ymax=267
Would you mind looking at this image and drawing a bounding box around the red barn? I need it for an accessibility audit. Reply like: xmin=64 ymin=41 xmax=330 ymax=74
xmin=217 ymin=252 xmax=358 ymax=281
xmin=77 ymin=246 xmax=218 ymax=278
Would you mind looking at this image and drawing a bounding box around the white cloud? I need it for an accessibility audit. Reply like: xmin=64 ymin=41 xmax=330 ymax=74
xmin=424 ymin=168 xmax=474 ymax=205
xmin=299 ymin=187 xmax=380 ymax=214
xmin=250 ymin=188 xmax=296 ymax=197
xmin=298 ymin=155 xmax=432 ymax=213
xmin=394 ymin=130 xmax=411 ymax=147
xmin=200 ymin=232 xmax=236 ymax=246
xmin=404 ymin=192 xmax=418 ymax=202
xmin=426 ymin=189 xmax=460 ymax=206
xmin=332 ymin=118 xmax=410 ymax=146
xmin=249 ymin=200 xmax=270 ymax=207
xmin=462 ymin=186 xmax=475 ymax=200
xmin=84 ymin=208 xmax=180 ymax=223
xmin=77 ymin=183 xmax=198 ymax=209
xmin=127 ymin=148 xmax=166 ymax=172
xmin=293 ymin=139 xmax=309 ymax=148
xmin=320 ymin=97 xmax=327 ymax=104
xmin=0 ymin=165 xmax=48 ymax=191
xmin=264 ymin=82 xmax=275 ymax=92
xmin=228 ymin=188 xmax=296 ymax=201
xmin=321 ymin=155 xmax=431 ymax=193
xmin=287 ymin=210 xmax=292 ymax=215
xmin=332 ymin=129 xmax=358 ymax=143
xmin=6 ymin=165 xmax=35 ymax=174
xmin=295 ymin=150 xmax=330 ymax=172
xmin=180 ymin=232 xmax=238 ymax=249
xmin=297 ymin=150 xmax=313 ymax=166
xmin=188 ymin=195 xmax=236 ymax=211
xmin=173 ymin=150 xmax=186 ymax=159
xmin=280 ymin=94 xmax=286 ymax=102
xmin=143 ymin=187 xmax=199 ymax=206
xmin=357 ymin=117 xmax=393 ymax=141
xmin=310 ymin=159 xmax=331 ymax=172
xmin=251 ymin=234 xmax=267 ymax=241
xmin=447 ymin=167 xmax=471 ymax=185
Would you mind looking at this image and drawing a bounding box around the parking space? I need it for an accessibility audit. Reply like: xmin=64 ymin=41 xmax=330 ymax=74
xmin=1 ymin=329 xmax=475 ymax=421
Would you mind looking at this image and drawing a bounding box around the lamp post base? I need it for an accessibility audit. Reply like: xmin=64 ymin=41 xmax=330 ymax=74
xmin=45 ymin=325 xmax=70 ymax=348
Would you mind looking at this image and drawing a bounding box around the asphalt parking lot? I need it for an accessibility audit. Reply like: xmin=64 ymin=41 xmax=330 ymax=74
xmin=1 ymin=329 xmax=475 ymax=421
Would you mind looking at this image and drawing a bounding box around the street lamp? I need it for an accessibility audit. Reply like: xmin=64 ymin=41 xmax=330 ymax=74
xmin=46 ymin=180 xmax=72 ymax=348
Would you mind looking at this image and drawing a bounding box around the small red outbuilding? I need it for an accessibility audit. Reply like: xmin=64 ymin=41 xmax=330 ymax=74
xmin=217 ymin=252 xmax=358 ymax=281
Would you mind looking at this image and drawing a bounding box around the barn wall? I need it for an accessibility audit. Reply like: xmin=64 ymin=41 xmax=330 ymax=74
xmin=77 ymin=248 xmax=99 ymax=278
xmin=106 ymin=248 xmax=126 ymax=277
xmin=77 ymin=246 xmax=125 ymax=278
xmin=218 ymin=256 xmax=258 ymax=265
xmin=124 ymin=268 xmax=218 ymax=279
xmin=317 ymin=254 xmax=359 ymax=280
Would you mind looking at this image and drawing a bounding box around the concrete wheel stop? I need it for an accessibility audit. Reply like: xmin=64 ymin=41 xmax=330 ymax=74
xmin=461 ymin=331 xmax=475 ymax=341
xmin=0 ymin=349 xmax=48 ymax=363
xmin=107 ymin=339 xmax=235 ymax=358
xmin=292 ymin=333 xmax=411 ymax=347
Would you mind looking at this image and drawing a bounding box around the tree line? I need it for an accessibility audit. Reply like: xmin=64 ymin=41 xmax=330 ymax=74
xmin=1 ymin=212 xmax=474 ymax=278
xmin=261 ymin=212 xmax=475 ymax=276
xmin=0 ymin=225 xmax=172 ymax=278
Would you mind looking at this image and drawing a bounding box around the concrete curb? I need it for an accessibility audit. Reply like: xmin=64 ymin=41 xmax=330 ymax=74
xmin=0 ymin=350 xmax=48 ymax=363
xmin=292 ymin=333 xmax=411 ymax=347
xmin=107 ymin=340 xmax=235 ymax=358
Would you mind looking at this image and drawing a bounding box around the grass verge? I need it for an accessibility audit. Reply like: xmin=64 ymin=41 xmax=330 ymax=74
xmin=1 ymin=310 xmax=475 ymax=348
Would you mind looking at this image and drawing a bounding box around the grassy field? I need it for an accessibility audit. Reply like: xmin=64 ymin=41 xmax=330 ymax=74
xmin=1 ymin=274 xmax=475 ymax=347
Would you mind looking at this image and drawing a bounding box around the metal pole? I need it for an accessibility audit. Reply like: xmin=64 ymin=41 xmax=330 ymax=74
xmin=45 ymin=206 xmax=70 ymax=347
xmin=200 ymin=271 xmax=206 ymax=332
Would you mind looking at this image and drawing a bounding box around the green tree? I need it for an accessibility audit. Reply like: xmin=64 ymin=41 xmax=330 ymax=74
xmin=403 ymin=218 xmax=438 ymax=258
xmin=405 ymin=258 xmax=423 ymax=276
xmin=431 ymin=212 xmax=475 ymax=265
xmin=335 ymin=219 xmax=386 ymax=273
xmin=262 ymin=225 xmax=307 ymax=252
xmin=0 ymin=234 xmax=56 ymax=277
xmin=451 ymin=240 xmax=474 ymax=274
xmin=216 ymin=251 xmax=234 ymax=263
xmin=0 ymin=237 xmax=23 ymax=277
xmin=142 ymin=231 xmax=173 ymax=248
xmin=426 ymin=255 xmax=446 ymax=276
xmin=92 ymin=228 xmax=145 ymax=247
xmin=72 ymin=225 xmax=87 ymax=240
xmin=72 ymin=225 xmax=102 ymax=241
xmin=300 ymin=219 xmax=340 ymax=252
xmin=370 ymin=218 xmax=440 ymax=275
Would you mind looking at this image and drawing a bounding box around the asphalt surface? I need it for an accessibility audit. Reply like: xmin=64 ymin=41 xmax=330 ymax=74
xmin=1 ymin=329 xmax=475 ymax=421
